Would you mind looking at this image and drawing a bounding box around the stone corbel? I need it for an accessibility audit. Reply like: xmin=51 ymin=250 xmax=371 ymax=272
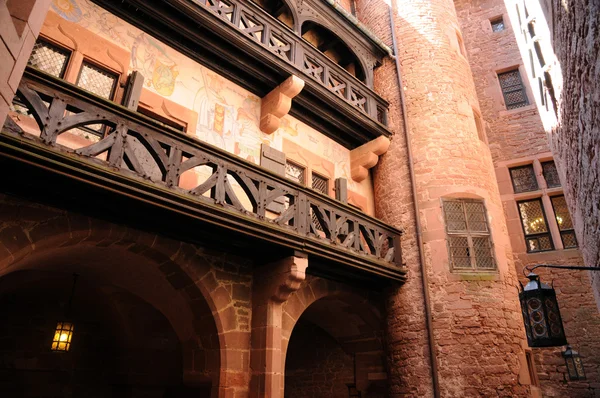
xmin=350 ymin=135 xmax=391 ymax=182
xmin=260 ymin=75 xmax=305 ymax=134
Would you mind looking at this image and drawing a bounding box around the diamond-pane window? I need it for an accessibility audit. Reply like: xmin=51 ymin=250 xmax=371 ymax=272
xmin=498 ymin=69 xmax=529 ymax=110
xmin=551 ymin=195 xmax=577 ymax=248
xmin=491 ymin=17 xmax=505 ymax=32
xmin=28 ymin=39 xmax=71 ymax=78
xmin=510 ymin=165 xmax=539 ymax=193
xmin=518 ymin=199 xmax=554 ymax=252
xmin=77 ymin=62 xmax=118 ymax=100
xmin=443 ymin=199 xmax=496 ymax=271
xmin=542 ymin=161 xmax=561 ymax=188
xmin=311 ymin=173 xmax=328 ymax=195
xmin=285 ymin=161 xmax=305 ymax=184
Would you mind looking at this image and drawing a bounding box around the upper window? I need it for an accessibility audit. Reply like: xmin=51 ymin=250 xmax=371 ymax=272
xmin=550 ymin=195 xmax=577 ymax=248
xmin=498 ymin=69 xmax=529 ymax=110
xmin=518 ymin=199 xmax=553 ymax=252
xmin=76 ymin=61 xmax=118 ymax=100
xmin=443 ymin=199 xmax=496 ymax=271
xmin=311 ymin=172 xmax=329 ymax=195
xmin=541 ymin=161 xmax=561 ymax=188
xmin=27 ymin=39 xmax=71 ymax=78
xmin=285 ymin=160 xmax=305 ymax=184
xmin=510 ymin=164 xmax=538 ymax=193
xmin=491 ymin=16 xmax=505 ymax=32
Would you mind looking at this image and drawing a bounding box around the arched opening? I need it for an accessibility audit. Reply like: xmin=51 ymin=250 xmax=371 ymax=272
xmin=251 ymin=0 xmax=295 ymax=29
xmin=284 ymin=294 xmax=386 ymax=397
xmin=301 ymin=22 xmax=366 ymax=82
xmin=0 ymin=243 xmax=220 ymax=397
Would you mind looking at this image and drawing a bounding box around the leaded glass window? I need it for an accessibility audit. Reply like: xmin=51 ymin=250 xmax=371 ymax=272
xmin=510 ymin=164 xmax=538 ymax=193
xmin=76 ymin=62 xmax=118 ymax=100
xmin=542 ymin=161 xmax=561 ymax=188
xmin=443 ymin=199 xmax=496 ymax=271
xmin=285 ymin=161 xmax=305 ymax=184
xmin=551 ymin=195 xmax=577 ymax=248
xmin=498 ymin=69 xmax=529 ymax=110
xmin=27 ymin=39 xmax=71 ymax=78
xmin=311 ymin=173 xmax=328 ymax=195
xmin=518 ymin=199 xmax=553 ymax=252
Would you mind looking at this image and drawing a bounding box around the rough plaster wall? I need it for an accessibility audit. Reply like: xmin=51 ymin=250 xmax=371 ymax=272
xmin=546 ymin=0 xmax=600 ymax=309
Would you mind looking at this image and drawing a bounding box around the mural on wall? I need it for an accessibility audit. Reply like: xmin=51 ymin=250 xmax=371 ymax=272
xmin=49 ymin=0 xmax=366 ymax=197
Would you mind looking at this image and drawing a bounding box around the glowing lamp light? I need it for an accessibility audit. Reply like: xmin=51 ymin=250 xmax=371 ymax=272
xmin=51 ymin=322 xmax=74 ymax=352
xmin=563 ymin=345 xmax=586 ymax=381
xmin=51 ymin=274 xmax=78 ymax=352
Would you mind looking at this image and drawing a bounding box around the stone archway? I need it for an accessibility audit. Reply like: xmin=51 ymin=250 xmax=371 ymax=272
xmin=281 ymin=277 xmax=387 ymax=398
xmin=0 ymin=194 xmax=253 ymax=397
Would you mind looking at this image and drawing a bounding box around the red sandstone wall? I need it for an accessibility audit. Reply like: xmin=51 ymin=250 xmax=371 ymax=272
xmin=543 ymin=0 xmax=600 ymax=312
xmin=353 ymin=0 xmax=434 ymax=396
xmin=285 ymin=321 xmax=354 ymax=398
xmin=0 ymin=0 xmax=51 ymax=124
xmin=454 ymin=0 xmax=600 ymax=395
xmin=358 ymin=0 xmax=531 ymax=396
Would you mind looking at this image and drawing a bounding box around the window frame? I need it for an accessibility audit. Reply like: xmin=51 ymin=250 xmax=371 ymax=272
xmin=75 ymin=59 xmax=120 ymax=101
xmin=285 ymin=159 xmax=306 ymax=185
xmin=27 ymin=37 xmax=72 ymax=79
xmin=490 ymin=16 xmax=506 ymax=32
xmin=541 ymin=160 xmax=561 ymax=188
xmin=443 ymin=198 xmax=497 ymax=272
xmin=509 ymin=164 xmax=539 ymax=193
xmin=550 ymin=195 xmax=578 ymax=249
xmin=311 ymin=171 xmax=329 ymax=195
xmin=498 ymin=69 xmax=529 ymax=110
xmin=517 ymin=198 xmax=554 ymax=253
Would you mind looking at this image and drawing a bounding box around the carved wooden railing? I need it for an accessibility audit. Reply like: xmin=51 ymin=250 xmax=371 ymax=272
xmin=189 ymin=0 xmax=389 ymax=125
xmin=1 ymin=69 xmax=404 ymax=280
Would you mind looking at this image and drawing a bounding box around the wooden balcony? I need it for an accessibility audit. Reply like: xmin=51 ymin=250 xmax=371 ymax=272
xmin=94 ymin=0 xmax=391 ymax=148
xmin=1 ymin=68 xmax=405 ymax=282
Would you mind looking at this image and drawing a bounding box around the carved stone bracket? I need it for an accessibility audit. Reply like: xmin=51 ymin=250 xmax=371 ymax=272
xmin=254 ymin=252 xmax=309 ymax=304
xmin=260 ymin=75 xmax=305 ymax=134
xmin=350 ymin=135 xmax=391 ymax=182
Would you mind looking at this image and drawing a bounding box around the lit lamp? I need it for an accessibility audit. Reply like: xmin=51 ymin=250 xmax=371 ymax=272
xmin=51 ymin=273 xmax=79 ymax=352
xmin=518 ymin=273 xmax=567 ymax=348
xmin=562 ymin=345 xmax=586 ymax=381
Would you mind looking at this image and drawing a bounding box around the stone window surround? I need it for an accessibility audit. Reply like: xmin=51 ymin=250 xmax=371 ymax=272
xmin=436 ymin=193 xmax=501 ymax=279
xmin=498 ymin=153 xmax=576 ymax=253
xmin=442 ymin=198 xmax=497 ymax=272
xmin=494 ymin=64 xmax=536 ymax=115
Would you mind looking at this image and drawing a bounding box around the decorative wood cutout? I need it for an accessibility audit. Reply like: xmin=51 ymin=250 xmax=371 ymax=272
xmin=350 ymin=135 xmax=391 ymax=182
xmin=260 ymin=75 xmax=304 ymax=134
xmin=5 ymin=68 xmax=403 ymax=275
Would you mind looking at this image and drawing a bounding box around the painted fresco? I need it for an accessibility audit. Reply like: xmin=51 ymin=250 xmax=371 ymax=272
xmin=49 ymin=0 xmax=371 ymax=204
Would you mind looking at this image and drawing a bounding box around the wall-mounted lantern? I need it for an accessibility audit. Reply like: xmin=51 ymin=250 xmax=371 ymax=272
xmin=562 ymin=345 xmax=586 ymax=381
xmin=518 ymin=272 xmax=567 ymax=348
xmin=51 ymin=273 xmax=79 ymax=352
xmin=517 ymin=264 xmax=599 ymax=383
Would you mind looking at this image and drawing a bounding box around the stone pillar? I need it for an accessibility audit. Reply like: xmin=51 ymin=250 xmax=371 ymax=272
xmin=249 ymin=253 xmax=308 ymax=398
xmin=0 ymin=0 xmax=52 ymax=123
xmin=356 ymin=0 xmax=530 ymax=396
